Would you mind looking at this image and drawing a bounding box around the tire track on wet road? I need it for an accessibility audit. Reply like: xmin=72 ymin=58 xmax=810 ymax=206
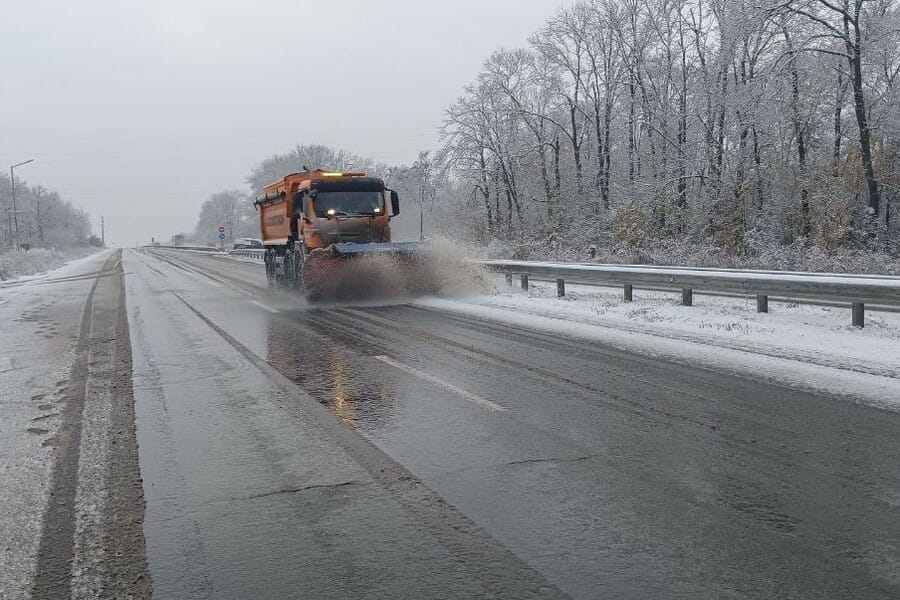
xmin=31 ymin=251 xmax=150 ymax=599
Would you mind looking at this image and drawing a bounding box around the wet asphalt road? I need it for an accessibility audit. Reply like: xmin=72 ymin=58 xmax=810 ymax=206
xmin=128 ymin=249 xmax=900 ymax=599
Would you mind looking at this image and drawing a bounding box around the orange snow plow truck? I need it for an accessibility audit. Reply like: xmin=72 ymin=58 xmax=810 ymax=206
xmin=254 ymin=169 xmax=421 ymax=299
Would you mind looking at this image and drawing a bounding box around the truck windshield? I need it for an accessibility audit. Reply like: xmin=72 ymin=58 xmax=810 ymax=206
xmin=313 ymin=191 xmax=384 ymax=217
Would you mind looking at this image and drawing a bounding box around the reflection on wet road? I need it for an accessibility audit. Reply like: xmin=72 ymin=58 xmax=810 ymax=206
xmin=267 ymin=324 xmax=399 ymax=427
xmin=133 ymin=249 xmax=900 ymax=600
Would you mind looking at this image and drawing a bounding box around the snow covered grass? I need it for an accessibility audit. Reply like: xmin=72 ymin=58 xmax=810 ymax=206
xmin=0 ymin=248 xmax=100 ymax=282
xmin=467 ymin=276 xmax=900 ymax=371
xmin=416 ymin=276 xmax=900 ymax=411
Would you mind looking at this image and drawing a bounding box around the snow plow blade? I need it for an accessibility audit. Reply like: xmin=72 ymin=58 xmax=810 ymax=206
xmin=301 ymin=241 xmax=430 ymax=301
xmin=329 ymin=241 xmax=423 ymax=259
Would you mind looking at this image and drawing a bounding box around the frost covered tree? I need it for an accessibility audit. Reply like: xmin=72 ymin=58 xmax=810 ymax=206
xmin=193 ymin=190 xmax=254 ymax=245
xmin=245 ymin=144 xmax=388 ymax=194
xmin=438 ymin=0 xmax=900 ymax=258
xmin=771 ymin=0 xmax=898 ymax=231
xmin=0 ymin=174 xmax=92 ymax=250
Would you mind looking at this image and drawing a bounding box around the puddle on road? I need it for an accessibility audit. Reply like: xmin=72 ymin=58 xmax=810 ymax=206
xmin=265 ymin=312 xmax=398 ymax=428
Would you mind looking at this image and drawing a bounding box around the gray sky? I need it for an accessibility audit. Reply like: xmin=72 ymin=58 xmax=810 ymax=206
xmin=1 ymin=0 xmax=567 ymax=246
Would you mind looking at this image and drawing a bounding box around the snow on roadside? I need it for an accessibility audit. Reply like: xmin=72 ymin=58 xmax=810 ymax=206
xmin=0 ymin=250 xmax=112 ymax=598
xmin=417 ymin=277 xmax=900 ymax=411
xmin=0 ymin=247 xmax=102 ymax=282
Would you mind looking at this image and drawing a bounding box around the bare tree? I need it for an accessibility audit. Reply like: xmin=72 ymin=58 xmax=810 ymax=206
xmin=775 ymin=0 xmax=883 ymax=225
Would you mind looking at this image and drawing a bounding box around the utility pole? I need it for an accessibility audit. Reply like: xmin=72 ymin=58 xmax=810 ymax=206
xmin=9 ymin=159 xmax=35 ymax=250
xmin=101 ymin=215 xmax=105 ymax=246
xmin=9 ymin=167 xmax=16 ymax=249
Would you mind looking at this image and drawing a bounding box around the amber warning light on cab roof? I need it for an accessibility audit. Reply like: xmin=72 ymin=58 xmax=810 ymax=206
xmin=318 ymin=171 xmax=366 ymax=177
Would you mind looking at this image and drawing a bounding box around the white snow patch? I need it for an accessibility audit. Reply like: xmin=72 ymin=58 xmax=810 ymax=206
xmin=0 ymin=250 xmax=112 ymax=597
xmin=0 ymin=248 xmax=104 ymax=285
xmin=415 ymin=279 xmax=900 ymax=412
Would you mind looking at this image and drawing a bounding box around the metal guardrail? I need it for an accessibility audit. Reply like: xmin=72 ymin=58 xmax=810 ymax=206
xmin=144 ymin=245 xmax=264 ymax=258
xmin=229 ymin=248 xmax=265 ymax=259
xmin=141 ymin=244 xmax=220 ymax=252
xmin=482 ymin=260 xmax=900 ymax=327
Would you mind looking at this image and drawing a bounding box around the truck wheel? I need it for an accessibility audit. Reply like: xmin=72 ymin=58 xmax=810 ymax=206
xmin=283 ymin=253 xmax=298 ymax=290
xmin=300 ymin=264 xmax=321 ymax=301
xmin=265 ymin=252 xmax=275 ymax=287
xmin=302 ymin=279 xmax=321 ymax=302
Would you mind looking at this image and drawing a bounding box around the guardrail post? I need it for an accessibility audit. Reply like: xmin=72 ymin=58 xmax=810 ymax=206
xmin=756 ymin=294 xmax=768 ymax=313
xmin=852 ymin=302 xmax=865 ymax=328
xmin=505 ymin=272 xmax=512 ymax=286
xmin=624 ymin=284 xmax=633 ymax=302
xmin=682 ymin=288 xmax=693 ymax=306
xmin=520 ymin=274 xmax=529 ymax=291
xmin=556 ymin=278 xmax=565 ymax=297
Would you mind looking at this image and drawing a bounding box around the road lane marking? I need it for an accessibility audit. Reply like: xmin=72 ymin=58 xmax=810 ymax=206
xmin=335 ymin=308 xmax=418 ymax=338
xmin=342 ymin=308 xmax=404 ymax=328
xmin=373 ymin=355 xmax=506 ymax=412
xmin=251 ymin=300 xmax=279 ymax=313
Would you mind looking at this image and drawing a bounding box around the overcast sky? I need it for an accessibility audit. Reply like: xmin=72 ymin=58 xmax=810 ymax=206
xmin=0 ymin=0 xmax=568 ymax=245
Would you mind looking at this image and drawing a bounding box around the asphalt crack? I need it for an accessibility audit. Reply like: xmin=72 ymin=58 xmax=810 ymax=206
xmin=248 ymin=480 xmax=366 ymax=500
xmin=505 ymin=454 xmax=596 ymax=468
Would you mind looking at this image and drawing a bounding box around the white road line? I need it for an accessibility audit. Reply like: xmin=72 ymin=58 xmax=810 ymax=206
xmin=251 ymin=300 xmax=279 ymax=313
xmin=205 ymin=279 xmax=223 ymax=288
xmin=342 ymin=308 xmax=403 ymax=328
xmin=373 ymin=355 xmax=506 ymax=412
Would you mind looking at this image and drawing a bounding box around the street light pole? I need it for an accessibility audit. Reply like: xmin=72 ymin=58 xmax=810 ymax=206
xmin=9 ymin=159 xmax=35 ymax=250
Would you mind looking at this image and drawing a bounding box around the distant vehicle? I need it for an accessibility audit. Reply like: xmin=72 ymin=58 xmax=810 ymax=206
xmin=232 ymin=237 xmax=263 ymax=249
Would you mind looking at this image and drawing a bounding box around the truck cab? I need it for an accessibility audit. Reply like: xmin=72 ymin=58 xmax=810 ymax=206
xmin=256 ymin=170 xmax=399 ymax=250
xmin=255 ymin=169 xmax=402 ymax=294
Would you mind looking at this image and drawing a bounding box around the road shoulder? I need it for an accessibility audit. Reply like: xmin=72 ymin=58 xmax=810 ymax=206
xmin=30 ymin=250 xmax=150 ymax=599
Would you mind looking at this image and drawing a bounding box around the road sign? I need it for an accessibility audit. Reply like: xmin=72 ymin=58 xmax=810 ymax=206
xmin=218 ymin=226 xmax=226 ymax=233
xmin=218 ymin=232 xmax=226 ymax=240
